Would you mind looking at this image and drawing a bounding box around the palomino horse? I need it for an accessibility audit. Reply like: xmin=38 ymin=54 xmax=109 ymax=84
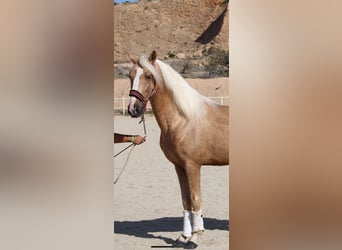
xmin=127 ymin=51 xmax=229 ymax=248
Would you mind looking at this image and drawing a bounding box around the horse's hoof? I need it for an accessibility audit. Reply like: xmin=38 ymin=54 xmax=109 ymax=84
xmin=183 ymin=232 xmax=201 ymax=249
xmin=191 ymin=229 xmax=204 ymax=234
xmin=184 ymin=241 xmax=198 ymax=249
xmin=173 ymin=234 xmax=190 ymax=248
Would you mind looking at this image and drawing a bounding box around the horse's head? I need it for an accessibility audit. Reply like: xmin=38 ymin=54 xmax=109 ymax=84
xmin=127 ymin=50 xmax=160 ymax=118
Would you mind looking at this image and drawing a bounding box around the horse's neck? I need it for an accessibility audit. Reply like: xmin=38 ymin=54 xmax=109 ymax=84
xmin=150 ymin=87 xmax=184 ymax=132
xmin=151 ymin=64 xmax=187 ymax=131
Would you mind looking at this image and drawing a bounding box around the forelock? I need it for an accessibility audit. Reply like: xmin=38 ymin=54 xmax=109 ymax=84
xmin=138 ymin=54 xmax=161 ymax=83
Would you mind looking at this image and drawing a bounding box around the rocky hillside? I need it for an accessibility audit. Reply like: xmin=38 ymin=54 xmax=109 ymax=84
xmin=114 ymin=0 xmax=229 ymax=78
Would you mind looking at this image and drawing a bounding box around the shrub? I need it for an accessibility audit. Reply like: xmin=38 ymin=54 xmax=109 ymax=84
xmin=182 ymin=60 xmax=192 ymax=74
xmin=167 ymin=51 xmax=176 ymax=58
xmin=206 ymin=49 xmax=229 ymax=77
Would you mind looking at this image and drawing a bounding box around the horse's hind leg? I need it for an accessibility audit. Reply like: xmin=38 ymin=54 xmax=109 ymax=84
xmin=174 ymin=165 xmax=192 ymax=244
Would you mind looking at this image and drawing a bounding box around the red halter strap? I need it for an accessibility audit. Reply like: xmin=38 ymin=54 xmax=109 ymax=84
xmin=129 ymin=89 xmax=147 ymax=107
xmin=129 ymin=87 xmax=156 ymax=110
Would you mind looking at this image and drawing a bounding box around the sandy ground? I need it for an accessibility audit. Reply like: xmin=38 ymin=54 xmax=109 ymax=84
xmin=114 ymin=115 xmax=229 ymax=249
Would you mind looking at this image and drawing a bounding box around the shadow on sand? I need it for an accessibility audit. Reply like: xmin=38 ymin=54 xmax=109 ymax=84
xmin=114 ymin=217 xmax=229 ymax=246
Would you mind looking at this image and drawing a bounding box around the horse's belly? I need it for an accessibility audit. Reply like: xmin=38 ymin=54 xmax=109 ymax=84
xmin=203 ymin=155 xmax=229 ymax=166
xmin=202 ymin=145 xmax=229 ymax=165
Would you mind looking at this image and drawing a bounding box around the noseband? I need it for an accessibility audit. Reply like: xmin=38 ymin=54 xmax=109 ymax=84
xmin=129 ymin=85 xmax=156 ymax=110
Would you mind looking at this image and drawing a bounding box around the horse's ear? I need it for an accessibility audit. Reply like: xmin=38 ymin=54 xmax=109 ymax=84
xmin=149 ymin=50 xmax=157 ymax=65
xmin=127 ymin=53 xmax=137 ymax=64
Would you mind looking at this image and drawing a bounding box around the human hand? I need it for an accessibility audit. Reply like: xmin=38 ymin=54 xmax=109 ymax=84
xmin=132 ymin=135 xmax=146 ymax=145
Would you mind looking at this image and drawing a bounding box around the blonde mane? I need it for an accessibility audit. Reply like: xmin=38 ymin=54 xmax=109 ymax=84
xmin=138 ymin=55 xmax=217 ymax=121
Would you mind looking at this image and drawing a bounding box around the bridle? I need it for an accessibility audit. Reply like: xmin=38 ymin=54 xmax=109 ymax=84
xmin=129 ymin=78 xmax=156 ymax=111
xmin=114 ymin=67 xmax=157 ymax=185
xmin=129 ymin=84 xmax=156 ymax=135
xmin=114 ymin=74 xmax=156 ymax=185
xmin=128 ymin=67 xmax=158 ymax=137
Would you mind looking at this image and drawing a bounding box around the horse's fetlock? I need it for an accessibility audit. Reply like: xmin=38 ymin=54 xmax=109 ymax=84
xmin=192 ymin=210 xmax=205 ymax=232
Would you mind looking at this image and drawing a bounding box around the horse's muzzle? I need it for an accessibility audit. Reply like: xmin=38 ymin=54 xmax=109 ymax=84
xmin=127 ymin=103 xmax=143 ymax=118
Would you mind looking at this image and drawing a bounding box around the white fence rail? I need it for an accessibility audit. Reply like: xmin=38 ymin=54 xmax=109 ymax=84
xmin=114 ymin=96 xmax=229 ymax=115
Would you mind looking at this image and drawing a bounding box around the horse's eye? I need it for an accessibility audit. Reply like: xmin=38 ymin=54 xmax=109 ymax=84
xmin=145 ymin=75 xmax=153 ymax=80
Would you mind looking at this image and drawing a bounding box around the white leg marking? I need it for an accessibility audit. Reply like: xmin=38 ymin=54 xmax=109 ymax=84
xmin=192 ymin=210 xmax=204 ymax=232
xmin=182 ymin=210 xmax=192 ymax=237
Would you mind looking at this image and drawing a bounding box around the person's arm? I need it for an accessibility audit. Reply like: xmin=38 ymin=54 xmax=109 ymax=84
xmin=114 ymin=133 xmax=146 ymax=145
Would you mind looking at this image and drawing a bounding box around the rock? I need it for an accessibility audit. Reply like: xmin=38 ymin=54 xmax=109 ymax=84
xmin=193 ymin=50 xmax=203 ymax=58
xmin=176 ymin=53 xmax=186 ymax=59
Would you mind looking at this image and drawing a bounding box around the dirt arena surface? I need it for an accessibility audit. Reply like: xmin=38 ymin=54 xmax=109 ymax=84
xmin=114 ymin=115 xmax=229 ymax=249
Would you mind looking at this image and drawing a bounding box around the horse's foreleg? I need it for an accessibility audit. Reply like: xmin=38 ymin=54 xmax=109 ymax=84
xmin=183 ymin=163 xmax=204 ymax=249
xmin=174 ymin=165 xmax=192 ymax=239
xmin=185 ymin=163 xmax=204 ymax=233
xmin=175 ymin=165 xmax=191 ymax=211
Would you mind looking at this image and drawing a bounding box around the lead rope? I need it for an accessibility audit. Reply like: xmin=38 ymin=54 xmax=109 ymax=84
xmin=113 ymin=144 xmax=135 ymax=184
xmin=140 ymin=113 xmax=147 ymax=136
xmin=114 ymin=115 xmax=147 ymax=185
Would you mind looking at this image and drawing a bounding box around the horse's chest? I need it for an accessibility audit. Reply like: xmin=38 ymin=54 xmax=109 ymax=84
xmin=159 ymin=133 xmax=185 ymax=165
